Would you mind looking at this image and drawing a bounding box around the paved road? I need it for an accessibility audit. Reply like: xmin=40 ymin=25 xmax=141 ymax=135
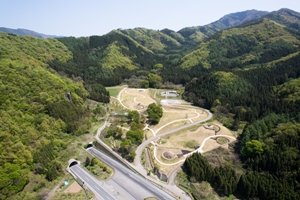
xmin=134 ymin=109 xmax=213 ymax=170
xmin=88 ymin=147 xmax=176 ymax=200
xmin=168 ymin=164 xmax=183 ymax=186
xmin=70 ymin=165 xmax=115 ymax=200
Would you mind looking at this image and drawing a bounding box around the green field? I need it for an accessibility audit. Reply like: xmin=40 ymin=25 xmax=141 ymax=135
xmin=106 ymin=86 xmax=126 ymax=97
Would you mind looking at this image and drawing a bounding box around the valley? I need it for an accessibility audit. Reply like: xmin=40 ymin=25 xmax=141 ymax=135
xmin=0 ymin=7 xmax=300 ymax=200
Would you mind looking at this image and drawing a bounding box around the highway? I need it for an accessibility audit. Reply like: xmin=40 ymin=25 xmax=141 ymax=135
xmin=70 ymin=165 xmax=115 ymax=200
xmin=88 ymin=147 xmax=176 ymax=200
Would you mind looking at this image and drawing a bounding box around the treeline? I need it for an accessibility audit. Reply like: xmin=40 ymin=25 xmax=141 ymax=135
xmin=183 ymin=53 xmax=300 ymax=128
xmin=184 ymin=114 xmax=300 ymax=200
xmin=183 ymin=153 xmax=238 ymax=197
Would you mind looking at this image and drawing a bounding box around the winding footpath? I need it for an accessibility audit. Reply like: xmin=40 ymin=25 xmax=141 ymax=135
xmin=104 ymin=88 xmax=236 ymax=199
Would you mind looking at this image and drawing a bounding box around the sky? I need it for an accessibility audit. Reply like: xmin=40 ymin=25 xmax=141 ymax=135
xmin=1 ymin=0 xmax=300 ymax=37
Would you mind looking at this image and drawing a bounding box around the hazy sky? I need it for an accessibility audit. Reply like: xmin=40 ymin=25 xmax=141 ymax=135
xmin=1 ymin=0 xmax=299 ymax=37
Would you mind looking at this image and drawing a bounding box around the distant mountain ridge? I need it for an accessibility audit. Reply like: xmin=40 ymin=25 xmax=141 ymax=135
xmin=0 ymin=27 xmax=62 ymax=38
xmin=178 ymin=9 xmax=269 ymax=44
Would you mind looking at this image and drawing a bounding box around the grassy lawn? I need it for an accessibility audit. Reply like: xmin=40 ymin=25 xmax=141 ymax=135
xmin=106 ymin=85 xmax=126 ymax=97
xmin=52 ymin=189 xmax=87 ymax=200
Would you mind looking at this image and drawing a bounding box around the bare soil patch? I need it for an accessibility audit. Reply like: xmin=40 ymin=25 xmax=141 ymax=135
xmin=63 ymin=181 xmax=82 ymax=193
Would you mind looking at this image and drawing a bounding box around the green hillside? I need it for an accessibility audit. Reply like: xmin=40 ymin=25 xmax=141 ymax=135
xmin=119 ymin=28 xmax=182 ymax=51
xmin=2 ymin=7 xmax=300 ymax=200
xmin=0 ymin=33 xmax=98 ymax=199
xmin=179 ymin=18 xmax=300 ymax=69
xmin=55 ymin=31 xmax=158 ymax=87
xmin=276 ymin=77 xmax=300 ymax=101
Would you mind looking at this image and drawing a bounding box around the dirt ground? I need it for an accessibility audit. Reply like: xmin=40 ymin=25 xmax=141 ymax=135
xmin=63 ymin=181 xmax=82 ymax=193
xmin=150 ymin=106 xmax=208 ymax=134
xmin=201 ymin=137 xmax=235 ymax=152
xmin=160 ymin=125 xmax=215 ymax=151
xmin=159 ymin=121 xmax=235 ymax=153
xmin=120 ymin=88 xmax=156 ymax=111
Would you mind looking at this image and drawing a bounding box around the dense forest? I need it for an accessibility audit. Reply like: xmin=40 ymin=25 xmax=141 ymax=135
xmin=0 ymin=33 xmax=105 ymax=199
xmin=180 ymin=8 xmax=300 ymax=200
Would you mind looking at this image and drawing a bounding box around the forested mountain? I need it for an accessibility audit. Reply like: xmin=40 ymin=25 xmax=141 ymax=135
xmin=0 ymin=32 xmax=105 ymax=199
xmin=180 ymin=9 xmax=300 ymax=200
xmin=52 ymin=30 xmax=160 ymax=88
xmin=265 ymin=8 xmax=300 ymax=31
xmin=0 ymin=27 xmax=61 ymax=38
xmin=179 ymin=18 xmax=300 ymax=69
xmin=2 ymin=7 xmax=300 ymax=200
xmin=178 ymin=10 xmax=269 ymax=44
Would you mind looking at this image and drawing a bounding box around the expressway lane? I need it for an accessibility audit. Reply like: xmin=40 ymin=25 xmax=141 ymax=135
xmin=88 ymin=147 xmax=176 ymax=200
xmin=70 ymin=165 xmax=115 ymax=200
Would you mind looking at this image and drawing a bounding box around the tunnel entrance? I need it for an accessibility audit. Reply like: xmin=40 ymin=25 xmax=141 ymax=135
xmin=86 ymin=143 xmax=93 ymax=148
xmin=69 ymin=161 xmax=78 ymax=167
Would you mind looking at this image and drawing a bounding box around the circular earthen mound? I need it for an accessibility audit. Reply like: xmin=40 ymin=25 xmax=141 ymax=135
xmin=163 ymin=151 xmax=175 ymax=160
xmin=135 ymin=104 xmax=144 ymax=110
xmin=216 ymin=137 xmax=229 ymax=145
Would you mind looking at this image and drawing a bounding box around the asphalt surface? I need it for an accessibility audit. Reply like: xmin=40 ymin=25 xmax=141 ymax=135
xmin=88 ymin=147 xmax=176 ymax=200
xmin=70 ymin=165 xmax=115 ymax=200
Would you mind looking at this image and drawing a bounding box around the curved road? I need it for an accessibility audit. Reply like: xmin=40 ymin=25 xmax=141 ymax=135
xmin=134 ymin=109 xmax=213 ymax=167
xmin=108 ymin=88 xmax=214 ymax=199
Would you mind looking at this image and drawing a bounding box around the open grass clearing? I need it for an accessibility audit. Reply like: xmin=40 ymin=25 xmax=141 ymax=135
xmin=106 ymin=85 xmax=127 ymax=97
xmin=155 ymin=158 xmax=183 ymax=177
xmin=216 ymin=137 xmax=229 ymax=145
xmin=52 ymin=189 xmax=87 ymax=200
xmin=202 ymin=137 xmax=235 ymax=152
xmin=156 ymin=147 xmax=184 ymax=163
xmin=145 ymin=129 xmax=154 ymax=140
xmin=151 ymin=106 xmax=208 ymax=134
xmin=160 ymin=126 xmax=214 ymax=151
xmin=155 ymin=120 xmax=190 ymax=135
xmin=159 ymin=121 xmax=235 ymax=152
xmin=119 ymin=88 xmax=156 ymax=111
